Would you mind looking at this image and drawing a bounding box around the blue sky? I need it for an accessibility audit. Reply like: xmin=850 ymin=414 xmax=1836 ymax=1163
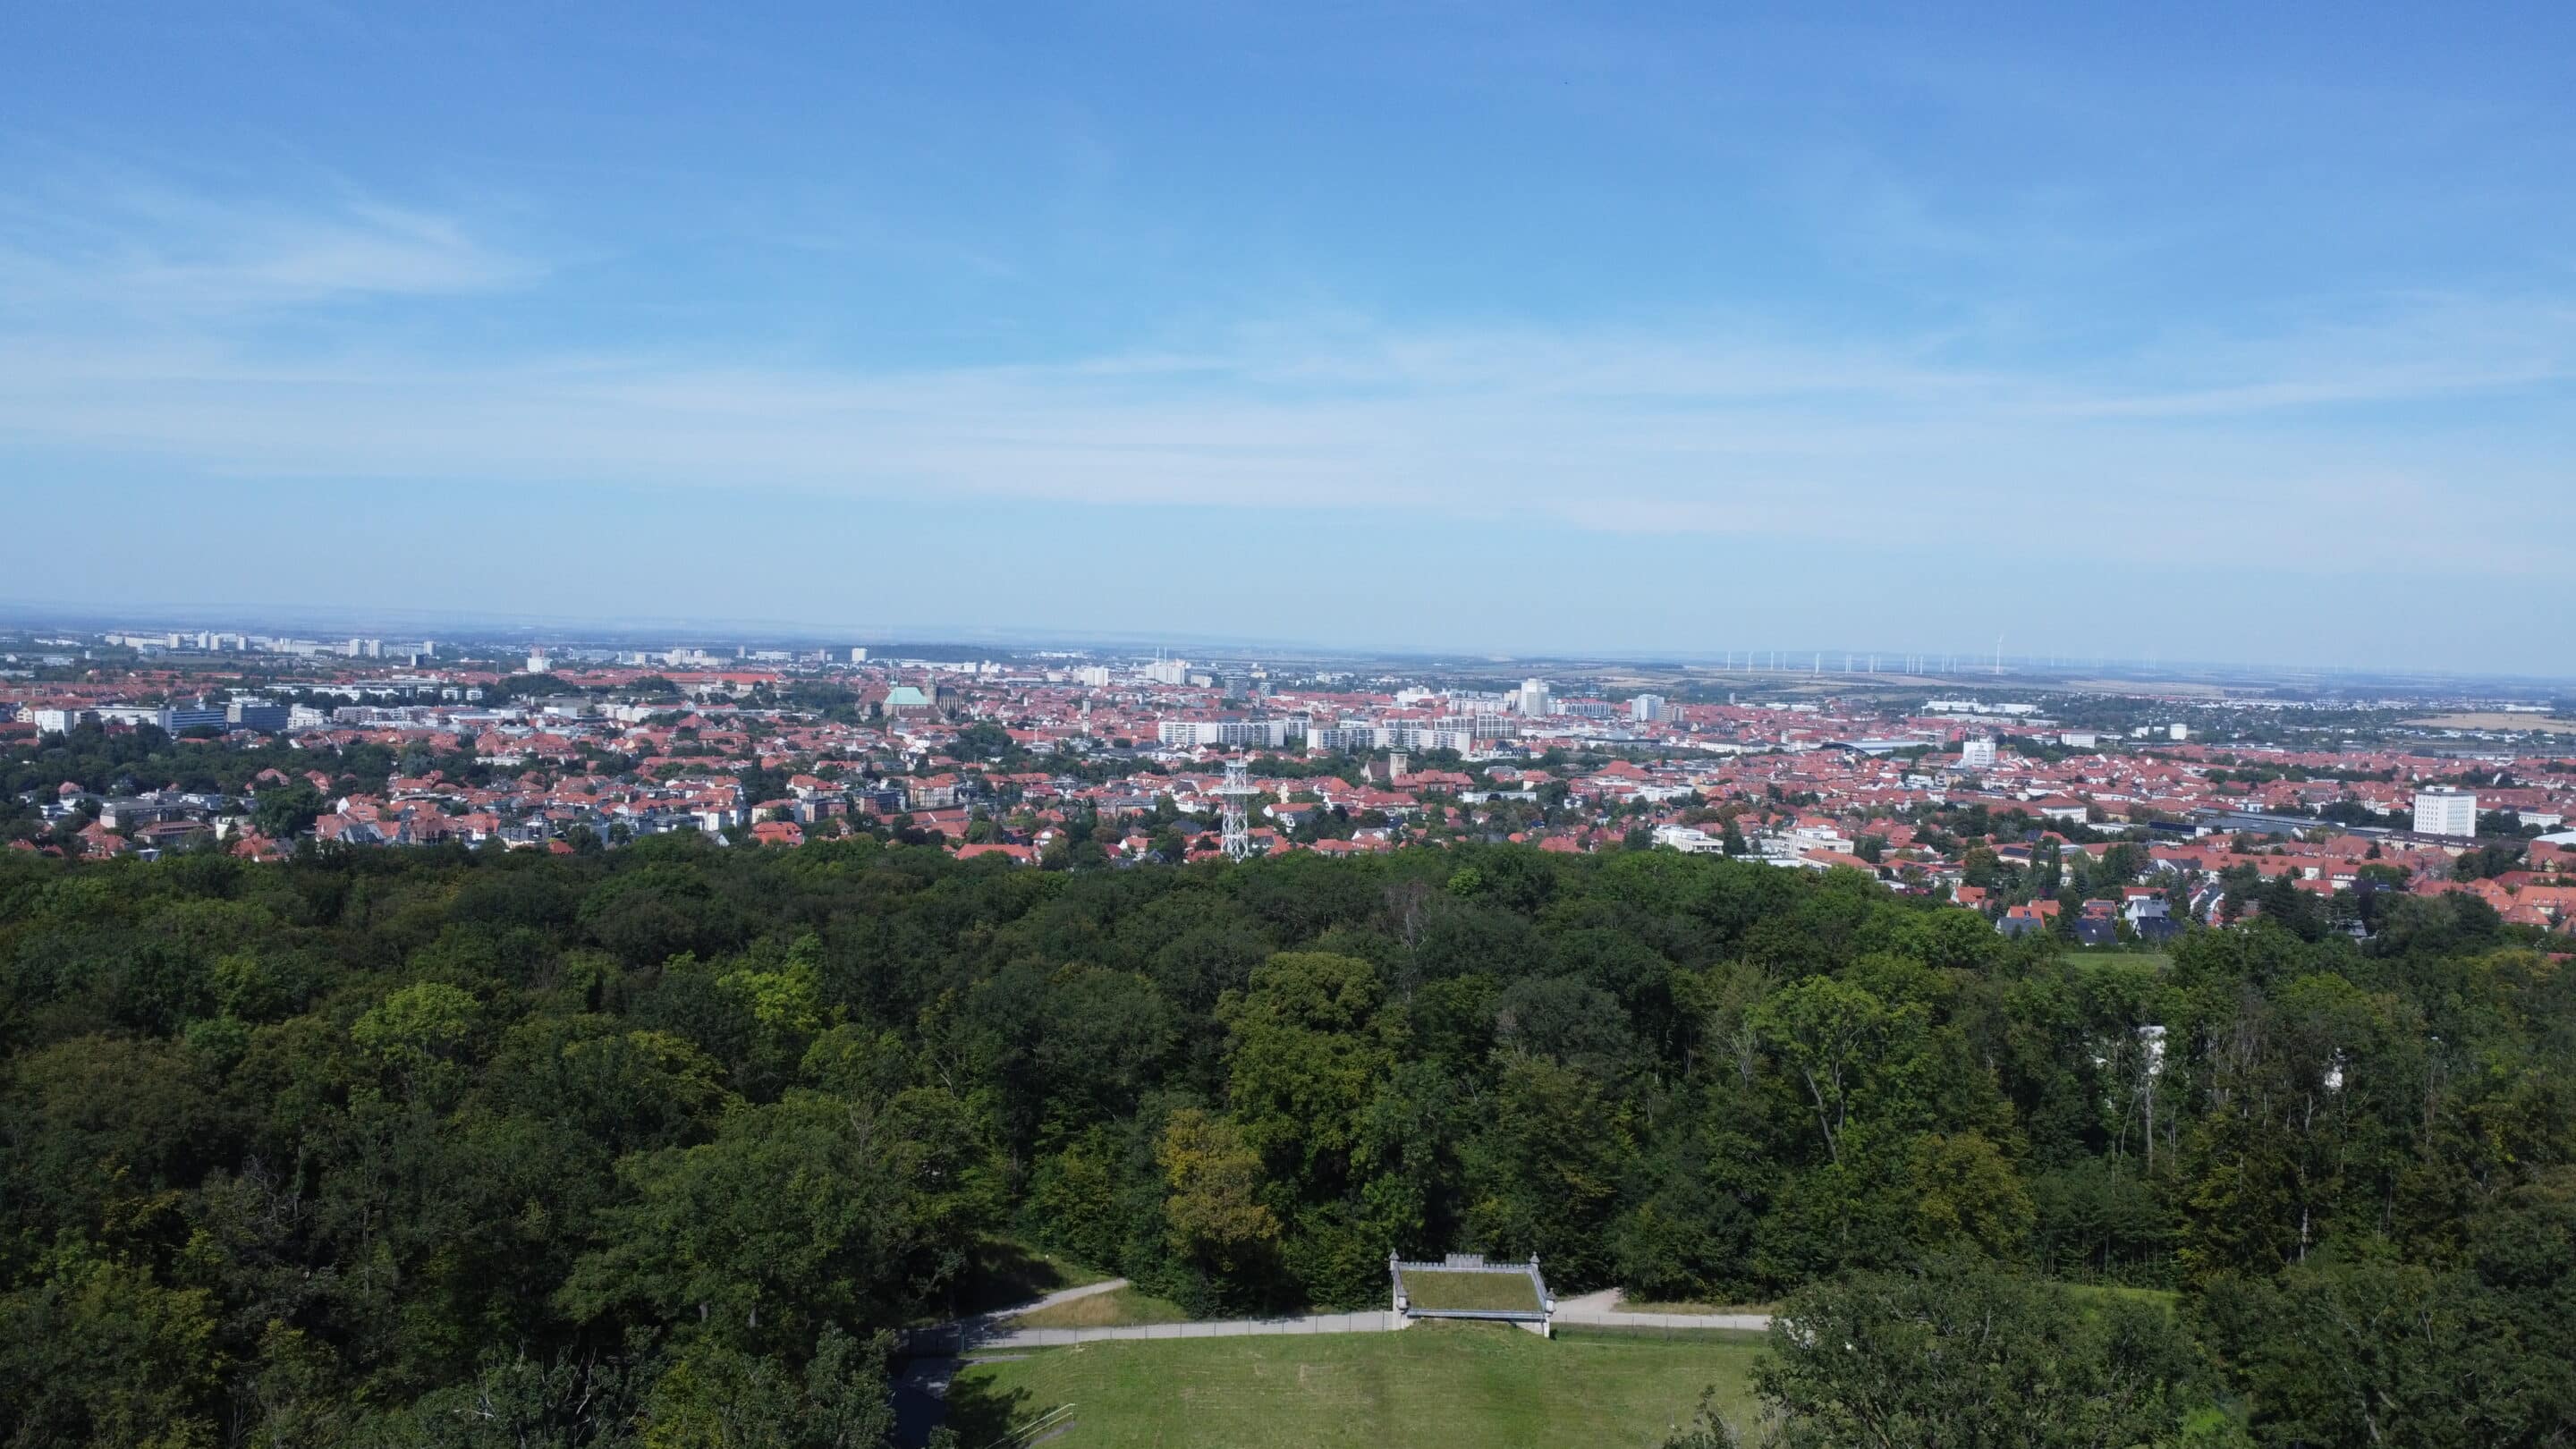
xmin=3 ymin=4 xmax=2571 ymax=672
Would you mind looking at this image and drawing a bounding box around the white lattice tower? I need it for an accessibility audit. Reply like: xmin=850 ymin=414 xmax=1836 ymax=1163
xmin=1217 ymin=756 xmax=1256 ymax=860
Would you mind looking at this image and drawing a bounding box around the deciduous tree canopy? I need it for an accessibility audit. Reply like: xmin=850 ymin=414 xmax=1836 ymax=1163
xmin=0 ymin=837 xmax=2566 ymax=1445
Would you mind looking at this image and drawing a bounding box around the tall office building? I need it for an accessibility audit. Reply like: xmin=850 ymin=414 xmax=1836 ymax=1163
xmin=1631 ymin=693 xmax=1666 ymax=724
xmin=1518 ymin=678 xmax=1553 ymax=717
xmin=1960 ymin=737 xmax=1998 ymax=769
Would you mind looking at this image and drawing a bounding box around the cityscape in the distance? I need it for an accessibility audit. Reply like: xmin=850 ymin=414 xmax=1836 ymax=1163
xmin=8 ymin=613 xmax=2572 ymax=939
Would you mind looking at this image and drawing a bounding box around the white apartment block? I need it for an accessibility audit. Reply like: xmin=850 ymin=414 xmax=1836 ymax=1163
xmin=2412 ymin=786 xmax=2477 ymax=838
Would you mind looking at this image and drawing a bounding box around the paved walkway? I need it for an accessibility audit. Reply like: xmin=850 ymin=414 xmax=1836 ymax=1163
xmin=912 ymin=1277 xmax=1402 ymax=1352
xmin=923 ymin=1282 xmax=1767 ymax=1351
xmin=1547 ymin=1287 xmax=1770 ymax=1333
xmin=993 ymin=1275 xmax=1130 ymax=1320
xmin=927 ymin=1275 xmax=1126 ymax=1347
xmin=974 ymin=1310 xmax=1403 ymax=1351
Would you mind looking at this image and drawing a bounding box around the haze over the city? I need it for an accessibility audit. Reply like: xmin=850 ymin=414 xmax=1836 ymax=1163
xmin=4 ymin=4 xmax=2571 ymax=670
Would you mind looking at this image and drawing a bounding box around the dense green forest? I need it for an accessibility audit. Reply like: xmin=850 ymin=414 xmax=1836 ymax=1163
xmin=3 ymin=839 xmax=2572 ymax=1445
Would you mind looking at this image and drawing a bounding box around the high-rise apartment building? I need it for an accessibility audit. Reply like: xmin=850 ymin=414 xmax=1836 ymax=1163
xmin=2412 ymin=786 xmax=2477 ymax=837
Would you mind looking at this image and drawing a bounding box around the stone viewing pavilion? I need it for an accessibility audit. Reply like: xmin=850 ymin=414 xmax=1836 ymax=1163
xmin=1389 ymin=1252 xmax=1555 ymax=1336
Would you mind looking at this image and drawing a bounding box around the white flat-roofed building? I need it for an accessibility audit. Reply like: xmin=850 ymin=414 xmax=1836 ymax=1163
xmin=1651 ymin=824 xmax=1726 ymax=854
xmin=2412 ymin=786 xmax=2477 ymax=838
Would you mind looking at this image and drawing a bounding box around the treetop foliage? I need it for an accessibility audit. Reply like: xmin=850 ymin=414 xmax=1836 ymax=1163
xmin=0 ymin=836 xmax=2567 ymax=1445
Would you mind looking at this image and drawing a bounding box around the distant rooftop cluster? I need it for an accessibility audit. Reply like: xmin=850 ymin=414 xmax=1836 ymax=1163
xmin=5 ymin=625 xmax=2574 ymax=938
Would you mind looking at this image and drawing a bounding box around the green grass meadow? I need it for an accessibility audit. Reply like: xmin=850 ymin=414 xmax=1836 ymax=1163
xmin=945 ymin=1319 xmax=1766 ymax=1448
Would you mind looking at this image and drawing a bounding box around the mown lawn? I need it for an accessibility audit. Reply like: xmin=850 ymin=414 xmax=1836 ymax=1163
xmin=945 ymin=1319 xmax=1767 ymax=1448
xmin=1011 ymin=1285 xmax=1194 ymax=1329
xmin=1402 ymin=1269 xmax=1543 ymax=1312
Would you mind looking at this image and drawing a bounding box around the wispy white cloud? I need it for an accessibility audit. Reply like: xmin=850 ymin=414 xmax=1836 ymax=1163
xmin=0 ymin=183 xmax=2569 ymax=582
xmin=0 ymin=180 xmax=530 ymax=316
xmin=2054 ymin=296 xmax=2576 ymax=418
xmin=4 ymin=305 xmax=2565 ymax=572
